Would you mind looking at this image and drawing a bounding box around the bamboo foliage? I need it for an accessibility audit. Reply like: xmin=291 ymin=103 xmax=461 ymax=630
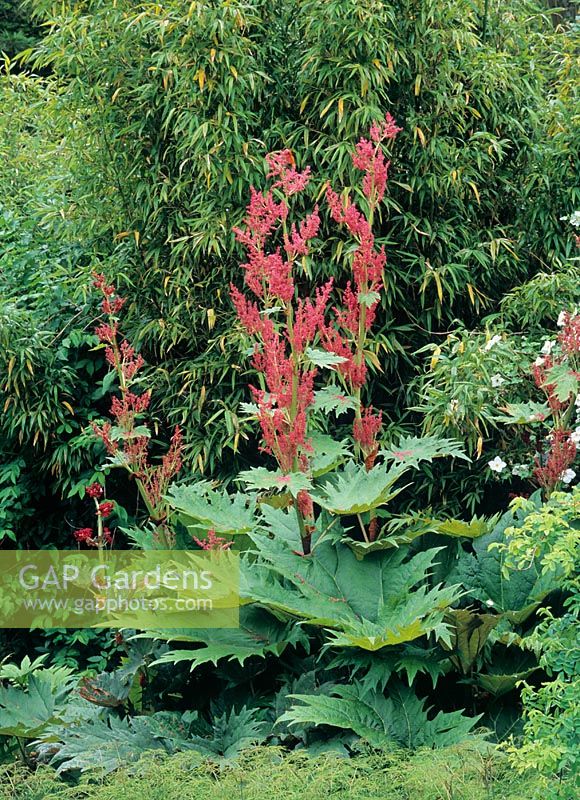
xmin=25 ymin=0 xmax=579 ymax=476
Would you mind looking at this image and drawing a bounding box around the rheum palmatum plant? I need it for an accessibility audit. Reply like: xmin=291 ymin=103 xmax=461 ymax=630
xmin=72 ymin=482 xmax=115 ymax=550
xmin=155 ymin=120 xmax=473 ymax=706
xmin=81 ymin=274 xmax=183 ymax=548
xmin=489 ymin=228 xmax=580 ymax=497
xmin=231 ymin=115 xmax=401 ymax=553
xmin=488 ymin=324 xmax=580 ymax=497
xmin=167 ymin=117 xmax=465 ymax=556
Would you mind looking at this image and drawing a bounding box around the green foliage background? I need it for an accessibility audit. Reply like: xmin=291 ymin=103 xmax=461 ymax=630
xmin=0 ymin=1 xmax=39 ymax=58
xmin=0 ymin=1 xmax=578 ymax=792
xmin=24 ymin=0 xmax=579 ymax=478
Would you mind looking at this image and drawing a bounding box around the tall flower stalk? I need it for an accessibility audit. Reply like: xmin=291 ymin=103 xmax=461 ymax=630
xmin=531 ymin=309 xmax=580 ymax=496
xmin=232 ymin=115 xmax=401 ymax=551
xmin=89 ymin=274 xmax=183 ymax=547
xmin=324 ymin=114 xmax=401 ymax=474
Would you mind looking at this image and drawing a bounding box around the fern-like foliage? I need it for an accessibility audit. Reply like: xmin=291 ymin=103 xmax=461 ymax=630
xmin=279 ymin=682 xmax=480 ymax=749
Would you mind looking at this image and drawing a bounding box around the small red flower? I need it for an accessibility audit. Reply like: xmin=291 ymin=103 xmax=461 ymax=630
xmin=86 ymin=483 xmax=104 ymax=499
xmin=353 ymin=406 xmax=383 ymax=452
xmin=98 ymin=501 xmax=115 ymax=518
xmin=193 ymin=528 xmax=232 ymax=551
xmin=74 ymin=527 xmax=95 ymax=544
xmin=93 ymin=273 xmax=126 ymax=316
xmin=266 ymin=149 xmax=311 ymax=196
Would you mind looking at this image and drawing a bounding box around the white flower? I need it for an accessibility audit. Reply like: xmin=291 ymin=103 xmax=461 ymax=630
xmin=560 ymin=212 xmax=580 ymax=227
xmin=512 ymin=464 xmax=530 ymax=478
xmin=561 ymin=468 xmax=576 ymax=485
xmin=575 ymin=395 xmax=580 ymax=408
xmin=484 ymin=334 xmax=502 ymax=351
xmin=541 ymin=339 xmax=556 ymax=355
xmin=485 ymin=599 xmax=495 ymax=608
xmin=557 ymin=310 xmax=567 ymax=327
xmin=570 ymin=429 xmax=580 ymax=445
xmin=447 ymin=399 xmax=460 ymax=415
xmin=488 ymin=456 xmax=507 ymax=473
xmin=491 ymin=373 xmax=505 ymax=388
xmin=534 ymin=356 xmax=545 ymax=367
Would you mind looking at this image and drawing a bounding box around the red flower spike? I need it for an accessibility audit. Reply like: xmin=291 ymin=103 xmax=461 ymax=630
xmin=92 ymin=273 xmax=125 ymax=316
xmin=266 ymin=149 xmax=311 ymax=196
xmin=352 ymin=138 xmax=390 ymax=203
xmin=296 ymin=490 xmax=314 ymax=522
xmin=369 ymin=113 xmax=402 ymax=143
xmin=88 ymin=273 xmax=184 ymax=547
xmin=95 ymin=322 xmax=118 ymax=344
xmin=534 ymin=429 xmax=577 ymax=492
xmin=291 ymin=280 xmax=334 ymax=354
xmin=193 ymin=528 xmax=232 ymax=551
xmin=353 ymin=406 xmax=383 ymax=452
xmin=102 ymin=295 xmax=126 ymax=315
xmin=233 ymin=189 xmax=293 ymax=302
xmin=284 ymin=207 xmax=321 ymax=261
xmin=232 ymin=114 xmax=401 ymax=487
xmin=559 ymin=313 xmax=580 ymax=355
xmin=92 ymin=421 xmax=118 ymax=455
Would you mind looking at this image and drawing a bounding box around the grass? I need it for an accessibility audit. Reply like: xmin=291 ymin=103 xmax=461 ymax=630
xmin=0 ymin=745 xmax=569 ymax=800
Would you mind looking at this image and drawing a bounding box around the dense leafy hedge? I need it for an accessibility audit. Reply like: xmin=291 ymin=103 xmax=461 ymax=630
xmin=27 ymin=0 xmax=579 ymax=475
xmin=0 ymin=209 xmax=100 ymax=543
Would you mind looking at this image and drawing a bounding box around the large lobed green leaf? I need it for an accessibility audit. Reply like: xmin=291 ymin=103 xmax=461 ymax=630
xmin=149 ymin=606 xmax=309 ymax=670
xmin=43 ymin=707 xmax=267 ymax=774
xmin=243 ymin=507 xmax=461 ymax=651
xmin=310 ymin=460 xmax=409 ymax=515
xmin=0 ymin=671 xmax=76 ymax=739
xmin=381 ymin=435 xmax=468 ymax=468
xmin=167 ymin=481 xmax=256 ymax=535
xmin=447 ymin=495 xmax=560 ymax=621
xmin=279 ymin=681 xmax=480 ymax=749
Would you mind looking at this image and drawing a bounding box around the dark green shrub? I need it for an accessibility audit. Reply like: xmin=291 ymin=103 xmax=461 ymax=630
xmin=0 ymin=207 xmax=102 ymax=544
xmin=0 ymin=1 xmax=39 ymax=59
